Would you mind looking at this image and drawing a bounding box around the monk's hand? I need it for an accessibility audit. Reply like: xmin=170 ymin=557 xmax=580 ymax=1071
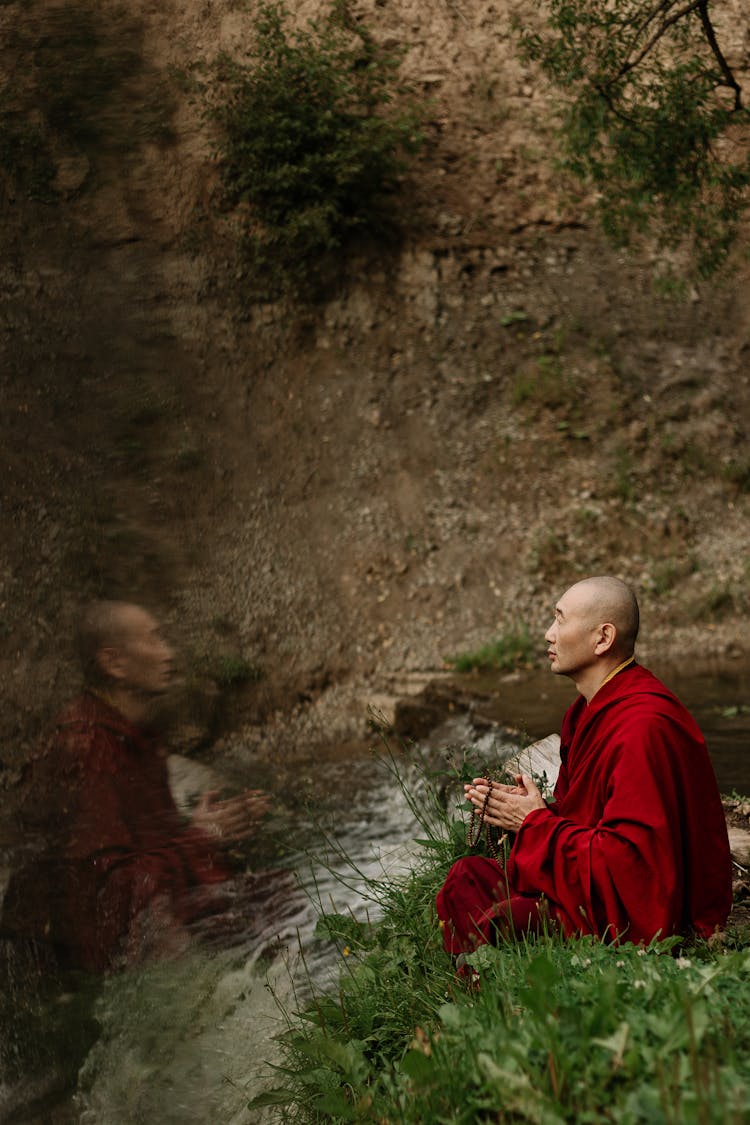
xmin=192 ymin=788 xmax=271 ymax=843
xmin=465 ymin=774 xmax=546 ymax=831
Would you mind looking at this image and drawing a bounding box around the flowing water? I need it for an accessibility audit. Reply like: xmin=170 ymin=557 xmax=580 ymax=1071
xmin=0 ymin=717 xmax=519 ymax=1124
xmin=2 ymin=668 xmax=749 ymax=1124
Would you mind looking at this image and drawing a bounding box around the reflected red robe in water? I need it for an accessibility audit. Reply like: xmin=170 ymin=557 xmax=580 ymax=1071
xmin=437 ymin=664 xmax=732 ymax=952
xmin=3 ymin=693 xmax=230 ymax=972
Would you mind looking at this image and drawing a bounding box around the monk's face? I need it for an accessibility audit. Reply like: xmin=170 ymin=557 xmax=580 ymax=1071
xmin=544 ymin=586 xmax=600 ymax=680
xmin=102 ymin=606 xmax=175 ymax=695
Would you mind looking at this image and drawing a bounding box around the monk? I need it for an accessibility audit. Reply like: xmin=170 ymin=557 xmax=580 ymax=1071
xmin=1 ymin=600 xmax=270 ymax=972
xmin=436 ymin=576 xmax=733 ymax=952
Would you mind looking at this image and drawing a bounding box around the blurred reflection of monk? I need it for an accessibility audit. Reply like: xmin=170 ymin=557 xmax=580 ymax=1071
xmin=2 ymin=601 xmax=270 ymax=973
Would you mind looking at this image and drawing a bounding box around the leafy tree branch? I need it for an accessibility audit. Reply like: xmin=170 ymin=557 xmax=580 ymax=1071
xmin=697 ymin=0 xmax=743 ymax=110
xmin=520 ymin=0 xmax=750 ymax=274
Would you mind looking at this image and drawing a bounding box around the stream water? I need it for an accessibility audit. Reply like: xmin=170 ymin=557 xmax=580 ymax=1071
xmin=473 ymin=661 xmax=750 ymax=794
xmin=83 ymin=719 xmax=525 ymax=1124
xmin=1 ymin=667 xmax=749 ymax=1124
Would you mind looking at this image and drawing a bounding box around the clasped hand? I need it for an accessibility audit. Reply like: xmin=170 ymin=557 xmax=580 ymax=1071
xmin=192 ymin=788 xmax=271 ymax=843
xmin=465 ymin=773 xmax=546 ymax=831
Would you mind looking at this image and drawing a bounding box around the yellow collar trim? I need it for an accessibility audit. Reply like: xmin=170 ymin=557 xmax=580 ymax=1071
xmin=88 ymin=687 xmax=119 ymax=711
xmin=598 ymin=655 xmax=636 ymax=692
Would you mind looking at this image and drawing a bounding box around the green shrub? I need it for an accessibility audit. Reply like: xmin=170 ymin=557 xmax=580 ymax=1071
xmin=211 ymin=1 xmax=422 ymax=296
xmin=447 ymin=625 xmax=535 ymax=674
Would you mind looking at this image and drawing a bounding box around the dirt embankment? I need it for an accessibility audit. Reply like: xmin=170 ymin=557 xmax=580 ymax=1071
xmin=1 ymin=0 xmax=750 ymax=774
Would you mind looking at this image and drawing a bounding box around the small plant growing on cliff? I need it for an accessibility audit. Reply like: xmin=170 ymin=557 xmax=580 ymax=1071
xmin=448 ymin=626 xmax=535 ymax=674
xmin=193 ymin=652 xmax=263 ymax=687
xmin=211 ymin=1 xmax=422 ymax=296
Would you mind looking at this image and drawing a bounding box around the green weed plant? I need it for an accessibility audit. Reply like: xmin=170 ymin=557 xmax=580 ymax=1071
xmin=252 ymin=743 xmax=750 ymax=1123
xmin=512 ymin=353 xmax=571 ymax=412
xmin=448 ymin=625 xmax=535 ymax=674
xmin=196 ymin=652 xmax=262 ymax=687
xmin=211 ymin=1 xmax=422 ymax=297
xmin=217 ymin=654 xmax=262 ymax=686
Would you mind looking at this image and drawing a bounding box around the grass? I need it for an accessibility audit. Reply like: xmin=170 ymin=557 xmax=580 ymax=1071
xmin=447 ymin=626 xmax=535 ymax=673
xmin=706 ymin=586 xmax=736 ymax=617
xmin=651 ymin=557 xmax=698 ymax=598
xmin=512 ymin=353 xmax=571 ymax=412
xmin=612 ymin=444 xmax=636 ymax=503
xmin=723 ymin=458 xmax=750 ymax=494
xmin=251 ymin=747 xmax=750 ymax=1122
xmin=193 ymin=652 xmax=263 ymax=687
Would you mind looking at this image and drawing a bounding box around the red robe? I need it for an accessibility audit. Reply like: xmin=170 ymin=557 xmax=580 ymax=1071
xmin=437 ymin=664 xmax=732 ymax=952
xmin=2 ymin=693 xmax=230 ymax=972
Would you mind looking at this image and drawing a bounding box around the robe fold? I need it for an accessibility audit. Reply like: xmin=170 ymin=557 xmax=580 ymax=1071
xmin=437 ymin=664 xmax=732 ymax=952
xmin=2 ymin=693 xmax=231 ymax=972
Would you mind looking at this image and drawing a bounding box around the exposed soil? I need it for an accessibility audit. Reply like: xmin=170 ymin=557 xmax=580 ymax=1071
xmin=2 ymin=0 xmax=750 ymax=784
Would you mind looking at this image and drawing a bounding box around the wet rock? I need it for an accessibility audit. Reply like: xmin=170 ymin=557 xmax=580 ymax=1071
xmin=394 ymin=681 xmax=470 ymax=740
xmin=728 ymin=826 xmax=750 ymax=865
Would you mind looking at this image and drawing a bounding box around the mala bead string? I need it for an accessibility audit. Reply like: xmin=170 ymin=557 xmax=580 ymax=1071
xmin=486 ymin=826 xmax=509 ymax=860
xmin=467 ymin=778 xmax=508 ymax=859
xmin=466 ymin=779 xmax=493 ymax=847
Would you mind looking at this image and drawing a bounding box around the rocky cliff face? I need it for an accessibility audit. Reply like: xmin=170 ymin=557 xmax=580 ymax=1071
xmin=1 ymin=0 xmax=750 ymax=765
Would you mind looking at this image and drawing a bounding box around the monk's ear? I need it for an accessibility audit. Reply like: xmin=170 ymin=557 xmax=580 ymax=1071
xmin=96 ymin=645 xmax=126 ymax=682
xmin=594 ymin=622 xmax=617 ymax=656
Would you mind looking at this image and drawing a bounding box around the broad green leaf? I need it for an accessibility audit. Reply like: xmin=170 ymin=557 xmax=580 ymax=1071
xmin=400 ymin=1049 xmax=436 ymax=1082
xmin=247 ymin=1087 xmax=297 ymax=1108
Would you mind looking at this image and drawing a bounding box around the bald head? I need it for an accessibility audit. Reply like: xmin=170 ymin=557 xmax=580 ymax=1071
xmin=77 ymin=600 xmax=174 ymax=693
xmin=78 ymin=600 xmax=138 ymax=685
xmin=563 ymin=576 xmax=639 ymax=658
xmin=545 ymin=576 xmax=639 ymax=700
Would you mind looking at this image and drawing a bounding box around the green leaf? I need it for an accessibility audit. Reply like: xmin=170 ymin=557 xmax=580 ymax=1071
xmin=314 ymin=1088 xmax=357 ymax=1119
xmin=400 ymin=1049 xmax=436 ymax=1082
xmin=477 ymin=1053 xmax=565 ymax=1124
xmin=500 ymin=311 xmax=530 ymax=326
xmin=438 ymin=1002 xmax=466 ymax=1030
xmin=247 ymin=1087 xmax=297 ymax=1108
